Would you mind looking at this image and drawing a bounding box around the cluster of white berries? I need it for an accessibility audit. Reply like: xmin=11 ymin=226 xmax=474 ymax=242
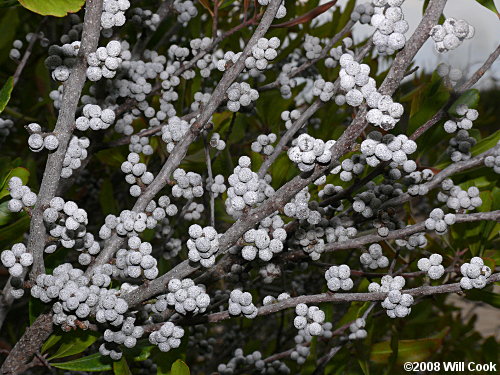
xmin=312 ymin=78 xmax=336 ymax=102
xmin=325 ymin=265 xmax=354 ymax=291
xmin=61 ymin=136 xmax=90 ymax=178
xmin=226 ymin=82 xmax=259 ymax=112
xmin=100 ymin=317 xmax=144 ymax=360
xmin=325 ymin=219 xmax=357 ymax=244
xmin=241 ymin=219 xmax=286 ymax=261
xmin=303 ymin=34 xmax=322 ymax=59
xmin=208 ymin=174 xmax=226 ymax=198
xmin=187 ymin=224 xmax=219 ymax=267
xmin=101 ymin=0 xmax=130 ymax=30
xmin=437 ymin=63 xmax=464 ymax=85
xmin=130 ymin=8 xmax=161 ymax=31
xmin=404 ymin=169 xmax=434 ymax=196
xmin=417 ymin=254 xmax=445 ymax=280
xmin=444 ymin=105 xmax=478 ymax=133
xmin=288 ymin=133 xmax=335 ymax=172
xmin=365 ymin=91 xmax=404 ymax=130
xmin=284 ymin=188 xmax=321 ymax=225
xmin=100 ymin=207 xmax=167 ymax=239
xmin=360 ymin=131 xmax=417 ymax=168
xmin=182 ymin=201 xmax=204 ymax=221
xmin=293 ymin=304 xmax=327 ymax=336
xmin=277 ymin=63 xmax=298 ymax=99
xmin=430 ymin=18 xmax=474 ymax=53
xmin=0 ymin=118 xmax=14 ymax=140
xmin=460 ymin=257 xmax=491 ymax=290
xmin=371 ymin=0 xmax=409 ymax=54
xmin=161 ymin=116 xmax=190 ymax=153
xmin=216 ymin=50 xmax=241 ymax=72
xmin=293 ymin=225 xmax=326 ymax=260
xmin=172 ymin=169 xmax=203 ymax=199
xmin=174 ymin=0 xmax=198 ymax=24
xmin=360 ymin=243 xmax=389 ymax=269
xmin=76 ymin=104 xmax=115 ymax=131
xmin=484 ymin=141 xmax=500 ymax=174
xmin=325 ymin=38 xmax=353 ymax=68
xmin=32 ymin=264 xmax=91 ymax=327
xmin=424 ymin=208 xmax=456 ymax=235
xmin=259 ymin=263 xmax=281 ymax=283
xmin=149 ymin=322 xmax=185 ymax=352
xmin=129 ymin=134 xmax=154 ymax=155
xmin=1 ymin=243 xmax=32 ymax=279
xmin=86 ymin=41 xmax=122 ymax=81
xmin=228 ymin=289 xmax=258 ymax=318
xmin=338 ymin=54 xmax=374 ymax=107
xmin=115 ymin=236 xmax=158 ymax=279
xmin=437 ymin=179 xmax=482 ymax=211
xmin=44 ymin=41 xmax=80 ymax=82
xmin=153 ymin=278 xmax=210 ymax=315
xmin=225 ymin=157 xmax=274 ymax=218
xmin=209 ymin=132 xmax=226 ymax=151
xmin=335 ymin=154 xmax=366 ymax=182
xmin=251 ymin=133 xmax=277 ymax=155
xmin=446 ymin=129 xmax=477 ymax=162
xmin=395 ymin=231 xmax=428 ymax=250
xmin=352 ymin=181 xmax=404 ymax=219
xmin=263 ymin=292 xmax=290 ymax=306
xmin=7 ymin=177 xmax=37 ymax=213
xmin=290 ymin=318 xmax=332 ymax=364
xmin=121 ymin=152 xmax=154 ymax=197
xmin=218 ymin=348 xmax=290 ymax=375
xmin=26 ymin=123 xmax=60 ymax=152
xmin=370 ymin=275 xmax=413 ymax=318
xmin=42 ymin=197 xmax=93 ymax=260
xmin=9 ymin=39 xmax=23 ymax=60
xmin=191 ymin=91 xmax=212 ymax=111
xmin=246 ymin=37 xmax=280 ymax=72
xmin=280 ymin=109 xmax=301 ymax=129
xmin=164 ymin=238 xmax=182 ymax=259
xmin=348 ymin=318 xmax=368 ymax=340
xmin=351 ymin=2 xmax=374 ymax=24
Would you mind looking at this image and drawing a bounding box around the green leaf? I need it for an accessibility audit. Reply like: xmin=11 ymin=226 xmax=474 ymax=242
xmin=41 ymin=333 xmax=63 ymax=354
xmin=370 ymin=330 xmax=447 ymax=364
xmin=0 ymin=214 xmax=30 ymax=248
xmin=29 ymin=296 xmax=46 ymax=324
xmin=96 ymin=148 xmax=124 ymax=168
xmin=471 ymin=129 xmax=500 ymax=156
xmin=98 ymin=178 xmax=118 ymax=215
xmin=113 ymin=357 xmax=132 ymax=375
xmin=171 ymin=360 xmax=190 ymax=375
xmin=48 ymin=330 xmax=101 ymax=360
xmin=0 ymin=77 xmax=13 ymax=114
xmin=50 ymin=353 xmax=112 ymax=372
xmin=475 ymin=0 xmax=500 ymax=16
xmin=448 ymin=89 xmax=480 ymax=117
xmin=465 ymin=289 xmax=500 ymax=308
xmin=0 ymin=201 xmax=14 ymax=226
xmin=17 ymin=0 xmax=85 ymax=17
xmin=0 ymin=8 xmax=19 ymax=52
xmin=122 ymin=340 xmax=155 ymax=362
xmin=0 ymin=0 xmax=20 ymax=8
xmin=0 ymin=166 xmax=30 ymax=199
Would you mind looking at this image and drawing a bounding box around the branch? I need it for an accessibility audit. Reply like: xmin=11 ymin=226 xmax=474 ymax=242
xmin=185 ymin=272 xmax=500 ymax=325
xmin=26 ymin=0 xmax=104 ymax=280
xmin=259 ymin=19 xmax=356 ymax=92
xmin=91 ymin=0 xmax=283 ymax=276
xmin=0 ymin=313 xmax=53 ymax=375
xmin=121 ymin=1 xmax=447 ymax=307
